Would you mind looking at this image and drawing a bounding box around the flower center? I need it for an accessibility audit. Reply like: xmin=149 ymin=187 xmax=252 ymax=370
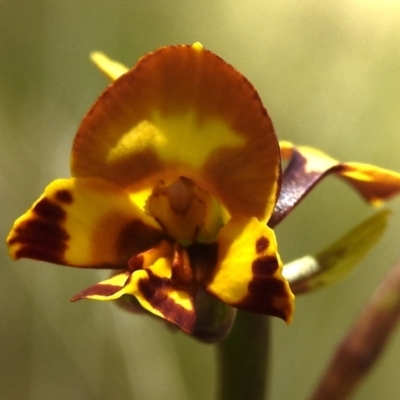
xmin=166 ymin=178 xmax=195 ymax=214
xmin=146 ymin=177 xmax=223 ymax=245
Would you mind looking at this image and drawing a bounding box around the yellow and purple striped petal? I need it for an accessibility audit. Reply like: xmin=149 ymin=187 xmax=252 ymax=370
xmin=72 ymin=242 xmax=196 ymax=332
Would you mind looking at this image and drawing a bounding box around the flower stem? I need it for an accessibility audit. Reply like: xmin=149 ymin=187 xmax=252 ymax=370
xmin=310 ymin=259 xmax=400 ymax=400
xmin=216 ymin=310 xmax=270 ymax=400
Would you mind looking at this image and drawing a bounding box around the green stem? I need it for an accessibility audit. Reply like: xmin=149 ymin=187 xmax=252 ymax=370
xmin=216 ymin=310 xmax=270 ymax=400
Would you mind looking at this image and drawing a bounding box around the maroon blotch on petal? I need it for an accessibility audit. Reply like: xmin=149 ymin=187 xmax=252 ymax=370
xmin=33 ymin=198 xmax=67 ymax=222
xmin=255 ymin=236 xmax=269 ymax=254
xmin=55 ymin=190 xmax=74 ymax=204
xmin=117 ymin=220 xmax=166 ymax=259
xmin=11 ymin=218 xmax=69 ymax=264
xmin=252 ymin=255 xmax=279 ymax=275
xmin=138 ymin=270 xmax=195 ymax=333
xmin=234 ymin=277 xmax=290 ymax=321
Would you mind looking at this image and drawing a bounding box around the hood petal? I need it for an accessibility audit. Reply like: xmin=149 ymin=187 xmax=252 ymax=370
xmin=72 ymin=44 xmax=281 ymax=222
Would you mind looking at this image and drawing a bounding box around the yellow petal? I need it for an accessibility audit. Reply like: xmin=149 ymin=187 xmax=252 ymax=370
xmin=203 ymin=216 xmax=294 ymax=323
xmin=271 ymin=142 xmax=400 ymax=226
xmin=90 ymin=51 xmax=129 ymax=81
xmin=72 ymin=44 xmax=281 ymax=222
xmin=7 ymin=177 xmax=164 ymax=268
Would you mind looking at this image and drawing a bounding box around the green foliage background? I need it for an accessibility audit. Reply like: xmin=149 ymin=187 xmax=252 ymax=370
xmin=1 ymin=1 xmax=400 ymax=399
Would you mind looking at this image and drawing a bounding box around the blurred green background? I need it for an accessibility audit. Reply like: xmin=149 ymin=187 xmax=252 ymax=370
xmin=1 ymin=1 xmax=400 ymax=399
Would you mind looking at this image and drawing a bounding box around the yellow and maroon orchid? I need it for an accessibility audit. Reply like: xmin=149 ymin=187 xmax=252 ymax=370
xmin=6 ymin=43 xmax=400 ymax=337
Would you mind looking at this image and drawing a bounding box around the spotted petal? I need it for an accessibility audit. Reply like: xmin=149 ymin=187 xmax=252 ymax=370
xmin=202 ymin=216 xmax=295 ymax=323
xmin=72 ymin=43 xmax=281 ymax=222
xmin=72 ymin=242 xmax=196 ymax=332
xmin=270 ymin=141 xmax=400 ymax=227
xmin=7 ymin=177 xmax=164 ymax=268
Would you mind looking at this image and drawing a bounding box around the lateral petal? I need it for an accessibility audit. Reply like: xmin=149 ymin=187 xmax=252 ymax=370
xmin=203 ymin=216 xmax=294 ymax=323
xmin=72 ymin=43 xmax=281 ymax=222
xmin=71 ymin=271 xmax=132 ymax=300
xmin=7 ymin=178 xmax=164 ymax=268
xmin=72 ymin=246 xmax=196 ymax=333
xmin=270 ymin=142 xmax=400 ymax=227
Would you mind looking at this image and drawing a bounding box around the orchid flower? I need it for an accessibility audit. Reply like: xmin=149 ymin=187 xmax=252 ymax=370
xmin=6 ymin=43 xmax=400 ymax=340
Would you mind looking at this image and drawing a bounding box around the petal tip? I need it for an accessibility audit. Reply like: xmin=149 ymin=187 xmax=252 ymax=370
xmin=90 ymin=51 xmax=129 ymax=81
xmin=191 ymin=42 xmax=204 ymax=51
